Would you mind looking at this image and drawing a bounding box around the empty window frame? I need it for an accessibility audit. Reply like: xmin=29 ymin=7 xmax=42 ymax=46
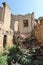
xmin=23 ymin=20 xmax=28 ymax=27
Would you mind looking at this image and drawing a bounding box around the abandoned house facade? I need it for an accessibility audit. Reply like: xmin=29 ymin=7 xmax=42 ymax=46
xmin=0 ymin=2 xmax=43 ymax=50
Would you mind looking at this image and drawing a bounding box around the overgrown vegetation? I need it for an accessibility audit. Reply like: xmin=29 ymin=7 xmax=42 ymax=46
xmin=0 ymin=38 xmax=43 ymax=65
xmin=0 ymin=53 xmax=8 ymax=65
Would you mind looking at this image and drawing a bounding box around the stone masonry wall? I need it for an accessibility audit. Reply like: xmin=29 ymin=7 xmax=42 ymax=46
xmin=34 ymin=19 xmax=43 ymax=46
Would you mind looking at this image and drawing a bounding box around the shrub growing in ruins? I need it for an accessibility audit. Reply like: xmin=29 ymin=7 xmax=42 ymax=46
xmin=0 ymin=53 xmax=8 ymax=65
xmin=7 ymin=43 xmax=43 ymax=65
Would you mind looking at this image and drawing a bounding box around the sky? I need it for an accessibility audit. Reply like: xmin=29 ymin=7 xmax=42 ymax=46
xmin=0 ymin=0 xmax=43 ymax=18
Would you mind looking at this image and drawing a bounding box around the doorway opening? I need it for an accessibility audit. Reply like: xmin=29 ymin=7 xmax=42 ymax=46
xmin=3 ymin=35 xmax=7 ymax=48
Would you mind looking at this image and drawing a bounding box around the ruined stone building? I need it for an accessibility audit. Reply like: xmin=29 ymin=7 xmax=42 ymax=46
xmin=0 ymin=2 xmax=35 ymax=50
xmin=11 ymin=12 xmax=35 ymax=38
xmin=0 ymin=2 xmax=43 ymax=50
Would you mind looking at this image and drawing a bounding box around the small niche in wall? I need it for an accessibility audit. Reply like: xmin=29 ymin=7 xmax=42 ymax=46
xmin=0 ymin=28 xmax=1 ymax=30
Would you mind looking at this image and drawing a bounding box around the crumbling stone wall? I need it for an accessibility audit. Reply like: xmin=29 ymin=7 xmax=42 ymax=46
xmin=0 ymin=2 xmax=13 ymax=51
xmin=0 ymin=33 xmax=3 ymax=51
xmin=34 ymin=18 xmax=43 ymax=46
xmin=11 ymin=12 xmax=35 ymax=39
